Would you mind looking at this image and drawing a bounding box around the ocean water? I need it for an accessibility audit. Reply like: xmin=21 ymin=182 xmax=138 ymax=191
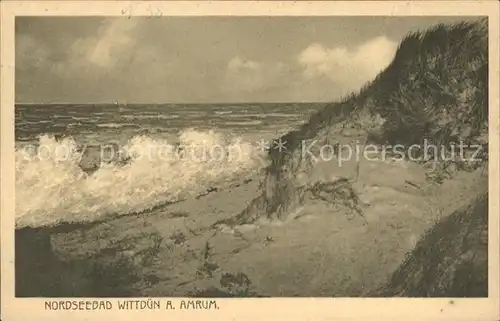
xmin=15 ymin=103 xmax=323 ymax=228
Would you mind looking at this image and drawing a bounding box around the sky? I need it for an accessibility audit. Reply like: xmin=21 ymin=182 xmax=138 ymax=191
xmin=15 ymin=16 xmax=481 ymax=104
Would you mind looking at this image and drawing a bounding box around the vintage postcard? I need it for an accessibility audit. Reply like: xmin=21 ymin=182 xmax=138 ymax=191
xmin=1 ymin=1 xmax=499 ymax=320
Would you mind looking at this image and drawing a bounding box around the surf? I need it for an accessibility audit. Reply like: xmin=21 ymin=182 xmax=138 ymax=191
xmin=15 ymin=129 xmax=267 ymax=229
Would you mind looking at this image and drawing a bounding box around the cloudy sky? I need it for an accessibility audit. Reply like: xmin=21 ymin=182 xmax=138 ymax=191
xmin=16 ymin=16 xmax=479 ymax=104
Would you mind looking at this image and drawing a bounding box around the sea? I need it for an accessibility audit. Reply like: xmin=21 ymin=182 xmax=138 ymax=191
xmin=15 ymin=103 xmax=323 ymax=228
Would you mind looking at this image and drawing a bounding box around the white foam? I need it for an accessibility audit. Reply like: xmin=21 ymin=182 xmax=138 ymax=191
xmin=15 ymin=129 xmax=265 ymax=228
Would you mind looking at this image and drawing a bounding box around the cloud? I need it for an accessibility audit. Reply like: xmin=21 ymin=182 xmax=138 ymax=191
xmin=225 ymin=56 xmax=265 ymax=92
xmin=298 ymin=36 xmax=398 ymax=95
xmin=227 ymin=56 xmax=262 ymax=73
xmin=221 ymin=36 xmax=398 ymax=102
xmin=17 ymin=16 xmax=477 ymax=104
xmin=224 ymin=56 xmax=287 ymax=95
xmin=86 ymin=19 xmax=138 ymax=68
xmin=50 ymin=19 xmax=139 ymax=78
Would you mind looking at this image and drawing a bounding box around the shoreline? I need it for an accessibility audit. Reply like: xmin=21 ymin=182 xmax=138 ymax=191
xmin=12 ymin=18 xmax=489 ymax=298
xmin=15 ymin=152 xmax=488 ymax=297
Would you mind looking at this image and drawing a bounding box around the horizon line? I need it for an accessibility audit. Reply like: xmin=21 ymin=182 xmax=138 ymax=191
xmin=14 ymin=101 xmax=331 ymax=106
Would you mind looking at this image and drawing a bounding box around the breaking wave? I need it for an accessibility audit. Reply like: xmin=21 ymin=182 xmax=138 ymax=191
xmin=15 ymin=129 xmax=267 ymax=228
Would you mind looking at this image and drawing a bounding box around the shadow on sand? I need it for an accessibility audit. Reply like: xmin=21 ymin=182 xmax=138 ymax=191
xmin=15 ymin=227 xmax=140 ymax=297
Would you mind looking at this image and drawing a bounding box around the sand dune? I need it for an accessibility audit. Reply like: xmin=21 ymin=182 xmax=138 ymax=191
xmin=15 ymin=18 xmax=489 ymax=297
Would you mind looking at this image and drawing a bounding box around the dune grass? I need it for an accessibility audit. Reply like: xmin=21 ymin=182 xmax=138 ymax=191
xmin=236 ymin=18 xmax=488 ymax=224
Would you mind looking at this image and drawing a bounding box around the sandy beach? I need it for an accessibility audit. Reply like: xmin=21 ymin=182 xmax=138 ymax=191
xmin=16 ymin=145 xmax=487 ymax=297
xmin=13 ymin=17 xmax=490 ymax=299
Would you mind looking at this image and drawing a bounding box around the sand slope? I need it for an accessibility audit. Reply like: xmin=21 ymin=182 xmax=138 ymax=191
xmin=371 ymin=193 xmax=488 ymax=297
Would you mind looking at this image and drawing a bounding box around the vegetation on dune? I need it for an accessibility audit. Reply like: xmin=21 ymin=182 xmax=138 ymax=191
xmin=232 ymin=18 xmax=488 ymax=225
xmin=371 ymin=193 xmax=488 ymax=297
xmin=368 ymin=19 xmax=488 ymax=147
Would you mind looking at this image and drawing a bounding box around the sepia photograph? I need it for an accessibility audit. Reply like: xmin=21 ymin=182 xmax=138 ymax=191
xmin=1 ymin=1 xmax=499 ymax=320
